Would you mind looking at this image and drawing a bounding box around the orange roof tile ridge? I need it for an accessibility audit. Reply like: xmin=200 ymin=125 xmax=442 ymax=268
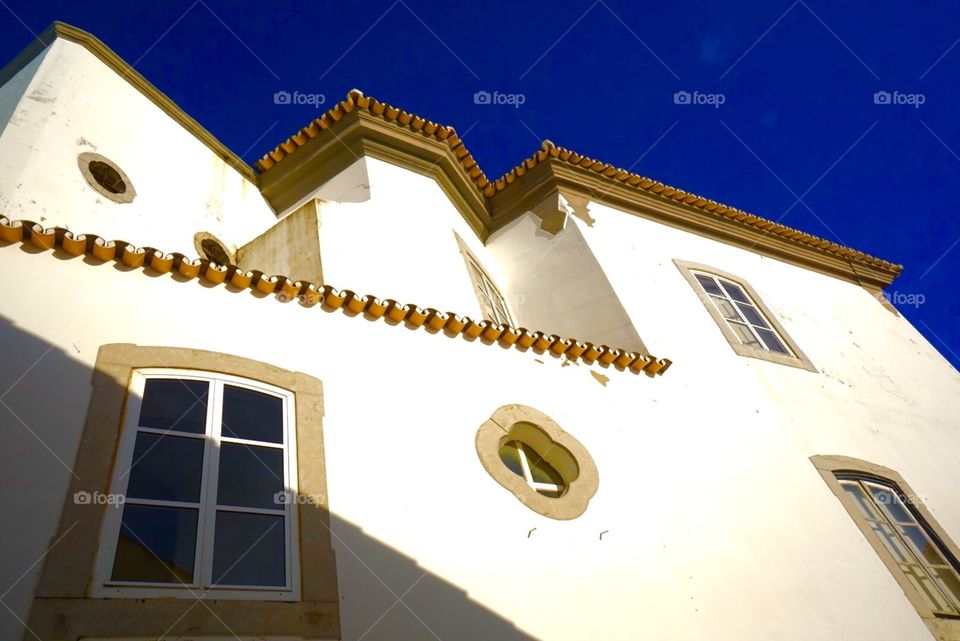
xmin=254 ymin=91 xmax=901 ymax=276
xmin=0 ymin=216 xmax=671 ymax=377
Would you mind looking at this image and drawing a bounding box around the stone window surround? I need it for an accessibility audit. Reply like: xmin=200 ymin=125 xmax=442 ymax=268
xmin=475 ymin=404 xmax=598 ymax=520
xmin=674 ymin=259 xmax=818 ymax=372
xmin=810 ymin=454 xmax=960 ymax=638
xmin=77 ymin=151 xmax=137 ymax=204
xmin=26 ymin=343 xmax=340 ymax=641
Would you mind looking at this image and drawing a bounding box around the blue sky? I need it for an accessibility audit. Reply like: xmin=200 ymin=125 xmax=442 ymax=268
xmin=2 ymin=0 xmax=959 ymax=369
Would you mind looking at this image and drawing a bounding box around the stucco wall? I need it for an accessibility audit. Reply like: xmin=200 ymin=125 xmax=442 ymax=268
xmin=2 ymin=212 xmax=959 ymax=640
xmin=0 ymin=39 xmax=276 ymax=255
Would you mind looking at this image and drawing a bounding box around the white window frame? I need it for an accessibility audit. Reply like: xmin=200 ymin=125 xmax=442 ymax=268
xmin=92 ymin=369 xmax=300 ymax=601
xmin=690 ymin=270 xmax=793 ymax=355
xmin=836 ymin=474 xmax=960 ymax=617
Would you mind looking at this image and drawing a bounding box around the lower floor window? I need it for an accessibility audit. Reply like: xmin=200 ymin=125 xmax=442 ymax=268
xmin=837 ymin=474 xmax=960 ymax=615
xmin=96 ymin=370 xmax=298 ymax=598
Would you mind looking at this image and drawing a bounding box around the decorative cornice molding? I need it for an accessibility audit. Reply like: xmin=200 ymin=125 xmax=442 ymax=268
xmin=259 ymin=89 xmax=903 ymax=288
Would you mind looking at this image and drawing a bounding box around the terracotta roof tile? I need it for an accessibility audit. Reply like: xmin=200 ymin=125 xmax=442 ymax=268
xmin=0 ymin=216 xmax=670 ymax=377
xmin=255 ymin=90 xmax=901 ymax=277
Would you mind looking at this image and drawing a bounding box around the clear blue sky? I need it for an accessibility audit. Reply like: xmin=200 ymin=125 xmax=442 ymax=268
xmin=2 ymin=1 xmax=959 ymax=369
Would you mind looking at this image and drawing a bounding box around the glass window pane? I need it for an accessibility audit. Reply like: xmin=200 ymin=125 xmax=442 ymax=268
xmin=840 ymin=481 xmax=881 ymax=520
xmin=521 ymin=443 xmax=565 ymax=488
xmin=217 ymin=443 xmax=284 ymax=509
xmin=695 ymin=274 xmax=724 ymax=296
xmin=903 ymin=564 xmax=955 ymax=612
xmin=867 ymin=485 xmax=916 ymax=524
xmin=222 ymin=385 xmax=284 ymax=444
xmin=711 ymin=296 xmax=744 ymax=322
xmin=126 ymin=433 xmax=205 ymax=503
xmin=719 ymin=280 xmax=750 ymax=303
xmin=901 ymin=525 xmax=949 ymax=565
xmin=111 ymin=505 xmax=198 ymax=583
xmin=138 ymin=379 xmax=209 ymax=433
xmin=728 ymin=322 xmax=762 ymax=348
xmin=755 ymin=328 xmax=791 ymax=354
xmin=736 ymin=303 xmax=770 ymax=328
xmin=931 ymin=568 xmax=960 ymax=611
xmin=212 ymin=511 xmax=286 ymax=587
xmin=869 ymin=520 xmax=914 ymax=564
xmin=499 ymin=441 xmax=524 ymax=478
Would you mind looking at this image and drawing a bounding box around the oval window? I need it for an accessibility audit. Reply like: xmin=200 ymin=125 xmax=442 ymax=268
xmin=475 ymin=406 xmax=597 ymax=520
xmin=77 ymin=152 xmax=136 ymax=203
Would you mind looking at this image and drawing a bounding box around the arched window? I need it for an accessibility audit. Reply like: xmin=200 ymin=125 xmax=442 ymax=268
xmin=812 ymin=455 xmax=960 ymax=624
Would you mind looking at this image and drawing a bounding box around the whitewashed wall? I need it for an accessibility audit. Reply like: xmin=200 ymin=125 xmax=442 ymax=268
xmin=2 ymin=175 xmax=959 ymax=641
xmin=0 ymin=39 xmax=277 ymax=256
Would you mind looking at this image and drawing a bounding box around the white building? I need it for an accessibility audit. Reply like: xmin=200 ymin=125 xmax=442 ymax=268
xmin=1 ymin=21 xmax=959 ymax=641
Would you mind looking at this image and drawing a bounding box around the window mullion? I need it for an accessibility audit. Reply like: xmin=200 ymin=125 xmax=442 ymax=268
xmin=197 ymin=378 xmax=223 ymax=590
xmin=517 ymin=446 xmax=534 ymax=485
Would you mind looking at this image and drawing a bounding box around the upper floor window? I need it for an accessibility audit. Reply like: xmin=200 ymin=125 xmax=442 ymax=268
xmin=461 ymin=247 xmax=512 ymax=326
xmin=674 ymin=260 xmax=816 ymax=371
xmin=94 ymin=369 xmax=298 ymax=600
xmin=812 ymin=455 xmax=960 ymax=626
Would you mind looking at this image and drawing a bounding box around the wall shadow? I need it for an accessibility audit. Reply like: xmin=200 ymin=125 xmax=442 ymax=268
xmin=0 ymin=314 xmax=538 ymax=640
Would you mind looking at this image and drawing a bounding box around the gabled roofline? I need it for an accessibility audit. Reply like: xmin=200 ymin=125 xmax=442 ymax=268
xmin=0 ymin=21 xmax=257 ymax=183
xmin=258 ymin=90 xmax=903 ymax=289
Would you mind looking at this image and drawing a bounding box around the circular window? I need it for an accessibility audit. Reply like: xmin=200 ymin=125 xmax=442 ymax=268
xmin=193 ymin=232 xmax=235 ymax=266
xmin=476 ymin=405 xmax=598 ymax=520
xmin=77 ymin=152 xmax=136 ymax=203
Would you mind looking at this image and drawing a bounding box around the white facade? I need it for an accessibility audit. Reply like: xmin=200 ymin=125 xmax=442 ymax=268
xmin=2 ymin=24 xmax=960 ymax=641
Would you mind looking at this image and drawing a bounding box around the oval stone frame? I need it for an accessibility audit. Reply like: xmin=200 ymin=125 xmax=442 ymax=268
xmin=193 ymin=231 xmax=236 ymax=265
xmin=475 ymin=404 xmax=598 ymax=520
xmin=77 ymin=152 xmax=136 ymax=204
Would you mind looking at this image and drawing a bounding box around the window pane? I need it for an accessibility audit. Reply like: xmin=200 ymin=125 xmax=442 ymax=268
xmin=869 ymin=520 xmax=914 ymax=564
xmin=736 ymin=303 xmax=770 ymax=328
xmin=138 ymin=379 xmax=209 ymax=433
xmin=111 ymin=505 xmax=198 ymax=583
xmin=212 ymin=511 xmax=286 ymax=587
xmin=710 ymin=296 xmax=744 ymax=322
xmin=903 ymin=564 xmax=955 ymax=612
xmin=728 ymin=322 xmax=762 ymax=348
xmin=695 ymin=274 xmax=724 ymax=296
xmin=755 ymin=328 xmax=790 ymax=354
xmin=901 ymin=525 xmax=949 ymax=565
xmin=217 ymin=443 xmax=284 ymax=509
xmin=499 ymin=441 xmax=524 ymax=478
xmin=221 ymin=385 xmax=284 ymax=444
xmin=931 ymin=567 xmax=960 ymax=610
xmin=841 ymin=481 xmax=881 ymax=520
xmin=866 ymin=485 xmax=916 ymax=524
xmin=719 ymin=280 xmax=750 ymax=304
xmin=521 ymin=443 xmax=565 ymax=488
xmin=126 ymin=433 xmax=204 ymax=503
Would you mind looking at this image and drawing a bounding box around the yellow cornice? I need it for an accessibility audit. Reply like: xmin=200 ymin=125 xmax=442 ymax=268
xmin=0 ymin=22 xmax=257 ymax=183
xmin=259 ymin=90 xmax=903 ymax=288
xmin=0 ymin=216 xmax=672 ymax=377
